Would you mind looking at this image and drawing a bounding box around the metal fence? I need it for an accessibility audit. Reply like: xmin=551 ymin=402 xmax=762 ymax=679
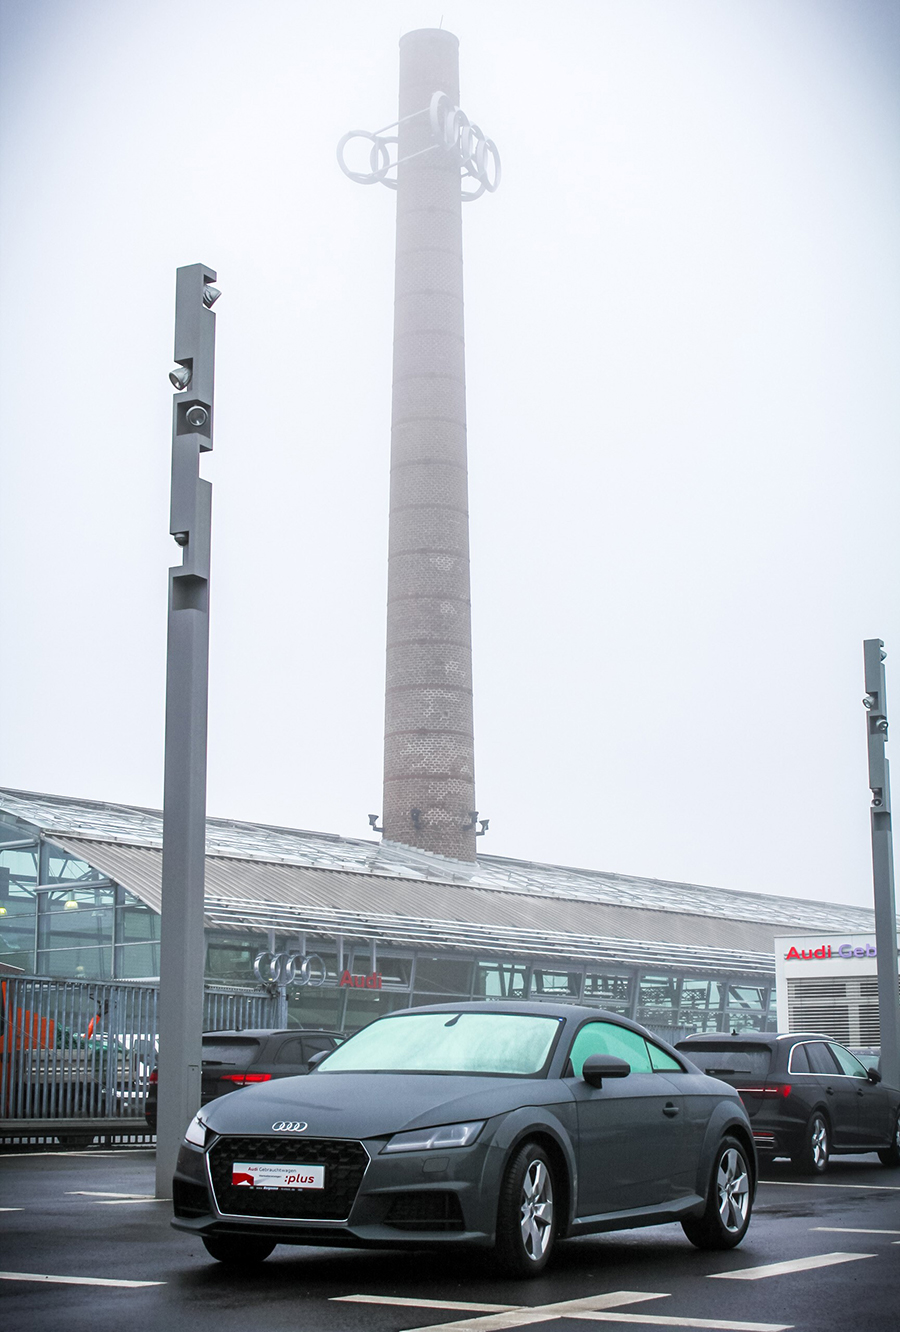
xmin=0 ymin=976 xmax=277 ymax=1121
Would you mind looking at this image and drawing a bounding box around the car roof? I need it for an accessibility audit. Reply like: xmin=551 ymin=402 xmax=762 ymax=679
xmin=385 ymin=999 xmax=659 ymax=1034
xmin=201 ymin=1028 xmax=341 ymax=1039
xmin=677 ymin=1032 xmax=835 ymax=1045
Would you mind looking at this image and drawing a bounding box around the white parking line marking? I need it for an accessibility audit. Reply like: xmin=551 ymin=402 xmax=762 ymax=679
xmin=65 ymin=1193 xmax=154 ymax=1204
xmin=0 ymin=1149 xmax=152 ymax=1159
xmin=336 ymin=1296 xmax=520 ymax=1312
xmin=759 ymin=1180 xmax=900 ymax=1191
xmin=98 ymin=1198 xmax=169 ymax=1205
xmin=578 ymin=1314 xmax=791 ymax=1331
xmin=709 ymin=1252 xmax=875 ymax=1280
xmin=0 ymin=1271 xmax=164 ymax=1288
xmin=811 ymin=1226 xmax=900 ymax=1236
xmin=335 ymin=1291 xmax=669 ymax=1332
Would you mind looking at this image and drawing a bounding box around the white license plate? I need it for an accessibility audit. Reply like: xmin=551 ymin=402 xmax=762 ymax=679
xmin=231 ymin=1161 xmax=325 ymax=1190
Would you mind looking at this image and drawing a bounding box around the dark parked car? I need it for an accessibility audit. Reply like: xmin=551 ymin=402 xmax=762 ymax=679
xmin=145 ymin=1028 xmax=343 ymax=1131
xmin=675 ymin=1032 xmax=900 ymax=1174
xmin=171 ymin=1001 xmax=756 ymax=1275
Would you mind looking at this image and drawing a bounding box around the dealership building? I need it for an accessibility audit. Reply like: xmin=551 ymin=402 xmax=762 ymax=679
xmin=775 ymin=930 xmax=900 ymax=1048
xmin=0 ymin=787 xmax=881 ymax=1042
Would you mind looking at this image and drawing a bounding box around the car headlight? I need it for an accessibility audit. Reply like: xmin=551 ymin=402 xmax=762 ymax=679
xmin=381 ymin=1120 xmax=484 ymax=1154
xmin=183 ymin=1112 xmax=209 ymax=1149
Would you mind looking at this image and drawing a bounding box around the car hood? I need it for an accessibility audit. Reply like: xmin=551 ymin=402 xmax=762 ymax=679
xmin=201 ymin=1071 xmax=571 ymax=1139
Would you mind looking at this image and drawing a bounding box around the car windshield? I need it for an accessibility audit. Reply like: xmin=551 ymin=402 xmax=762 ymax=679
xmin=317 ymin=1011 xmax=562 ymax=1077
xmin=677 ymin=1043 xmax=772 ymax=1078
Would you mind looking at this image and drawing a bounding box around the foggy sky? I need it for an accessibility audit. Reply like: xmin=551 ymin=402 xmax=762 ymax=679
xmin=1 ymin=0 xmax=897 ymax=909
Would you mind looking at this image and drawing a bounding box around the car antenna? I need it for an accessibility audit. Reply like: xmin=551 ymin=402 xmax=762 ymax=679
xmin=444 ymin=1013 xmax=461 ymax=1027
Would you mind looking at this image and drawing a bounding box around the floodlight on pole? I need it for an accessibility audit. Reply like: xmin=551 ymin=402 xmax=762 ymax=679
xmin=169 ymin=365 xmax=192 ymax=390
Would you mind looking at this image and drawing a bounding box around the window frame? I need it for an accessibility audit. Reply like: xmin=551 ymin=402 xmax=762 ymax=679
xmin=564 ymin=1018 xmax=687 ymax=1079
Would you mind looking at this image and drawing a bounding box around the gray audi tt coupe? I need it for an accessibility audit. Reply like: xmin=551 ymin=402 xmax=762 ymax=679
xmin=171 ymin=1001 xmax=756 ymax=1275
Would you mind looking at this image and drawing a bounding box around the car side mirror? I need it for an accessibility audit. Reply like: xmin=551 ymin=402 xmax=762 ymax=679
xmin=307 ymin=1049 xmax=330 ymax=1070
xmin=582 ymin=1054 xmax=631 ymax=1088
xmin=867 ymin=1067 xmax=882 ymax=1084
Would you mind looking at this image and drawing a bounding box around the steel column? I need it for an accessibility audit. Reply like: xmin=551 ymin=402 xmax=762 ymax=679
xmin=863 ymin=638 xmax=900 ymax=1090
xmin=155 ymin=263 xmax=218 ymax=1196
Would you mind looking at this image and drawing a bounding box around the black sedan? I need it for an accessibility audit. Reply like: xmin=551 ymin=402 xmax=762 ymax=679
xmin=171 ymin=1001 xmax=756 ymax=1275
xmin=675 ymin=1032 xmax=900 ymax=1173
xmin=145 ymin=1028 xmax=343 ymax=1131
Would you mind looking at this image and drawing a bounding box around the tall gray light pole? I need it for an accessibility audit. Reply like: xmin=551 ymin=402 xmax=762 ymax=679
xmin=155 ymin=263 xmax=219 ymax=1196
xmin=863 ymin=638 xmax=899 ymax=1091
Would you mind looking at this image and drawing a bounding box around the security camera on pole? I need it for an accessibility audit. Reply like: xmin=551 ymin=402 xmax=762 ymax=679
xmin=156 ymin=263 xmax=219 ymax=1196
xmin=863 ymin=639 xmax=900 ymax=1091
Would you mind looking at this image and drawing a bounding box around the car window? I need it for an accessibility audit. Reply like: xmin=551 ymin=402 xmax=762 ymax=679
xmin=647 ymin=1041 xmax=683 ymax=1072
xmin=273 ymin=1036 xmax=306 ymax=1065
xmin=301 ymin=1035 xmax=335 ymax=1062
xmin=201 ymin=1038 xmax=262 ymax=1068
xmin=789 ymin=1043 xmax=811 ymax=1073
xmin=805 ymin=1041 xmax=840 ymax=1075
xmin=675 ymin=1043 xmax=772 ymax=1078
xmin=828 ymin=1043 xmax=868 ymax=1078
xmin=568 ymin=1021 xmax=652 ymax=1076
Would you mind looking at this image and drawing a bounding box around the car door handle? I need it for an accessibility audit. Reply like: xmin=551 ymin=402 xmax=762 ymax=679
xmin=663 ymin=1102 xmax=680 ymax=1117
xmin=825 ymin=1086 xmax=834 ymax=1095
xmin=857 ymin=1088 xmax=865 ymax=1097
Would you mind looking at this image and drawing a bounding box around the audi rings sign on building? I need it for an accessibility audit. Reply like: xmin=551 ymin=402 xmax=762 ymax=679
xmin=337 ymin=90 xmax=500 ymax=201
xmin=253 ymin=951 xmax=327 ymax=988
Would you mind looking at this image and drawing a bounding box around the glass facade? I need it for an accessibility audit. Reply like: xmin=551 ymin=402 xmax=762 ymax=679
xmin=0 ymin=832 xmax=777 ymax=1036
xmin=0 ymin=837 xmax=160 ymax=981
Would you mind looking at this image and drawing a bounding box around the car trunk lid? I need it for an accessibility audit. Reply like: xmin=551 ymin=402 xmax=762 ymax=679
xmin=200 ymin=1036 xmax=264 ymax=1100
xmin=676 ymin=1041 xmax=774 ymax=1118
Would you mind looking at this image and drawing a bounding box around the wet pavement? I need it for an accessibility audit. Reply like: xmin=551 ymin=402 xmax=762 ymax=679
xmin=1 ymin=1147 xmax=898 ymax=1332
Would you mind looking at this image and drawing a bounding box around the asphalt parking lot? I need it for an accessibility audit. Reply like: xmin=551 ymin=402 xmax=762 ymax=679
xmin=1 ymin=1148 xmax=898 ymax=1332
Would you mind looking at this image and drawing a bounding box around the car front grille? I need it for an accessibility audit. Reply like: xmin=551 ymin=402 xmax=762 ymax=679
xmin=207 ymin=1135 xmax=368 ymax=1221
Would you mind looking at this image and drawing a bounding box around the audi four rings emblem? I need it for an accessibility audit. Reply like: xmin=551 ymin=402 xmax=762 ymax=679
xmin=253 ymin=950 xmax=326 ymax=988
xmin=337 ymin=90 xmax=500 ymax=200
xmin=272 ymin=1121 xmax=308 ymax=1132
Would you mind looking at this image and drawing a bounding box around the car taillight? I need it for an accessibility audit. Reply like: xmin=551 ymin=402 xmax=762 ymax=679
xmin=218 ymin=1072 xmax=273 ymax=1085
xmin=148 ymin=1068 xmax=158 ymax=1085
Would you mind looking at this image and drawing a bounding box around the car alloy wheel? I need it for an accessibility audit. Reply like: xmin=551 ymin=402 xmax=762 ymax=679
xmin=681 ymin=1135 xmax=753 ymax=1250
xmin=878 ymin=1110 xmax=900 ymax=1168
xmin=494 ymin=1141 xmax=558 ymax=1276
xmin=794 ymin=1112 xmax=829 ymax=1175
xmin=716 ymin=1147 xmax=750 ymax=1233
xmin=520 ymin=1157 xmax=554 ymax=1261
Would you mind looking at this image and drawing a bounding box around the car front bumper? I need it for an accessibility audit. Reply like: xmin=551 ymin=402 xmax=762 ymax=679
xmin=171 ymin=1131 xmax=501 ymax=1249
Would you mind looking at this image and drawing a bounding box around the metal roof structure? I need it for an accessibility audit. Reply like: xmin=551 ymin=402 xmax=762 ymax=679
xmin=0 ymin=788 xmax=876 ymax=977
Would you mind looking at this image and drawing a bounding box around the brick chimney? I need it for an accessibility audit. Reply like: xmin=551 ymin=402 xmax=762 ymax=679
xmin=382 ymin=30 xmax=477 ymax=861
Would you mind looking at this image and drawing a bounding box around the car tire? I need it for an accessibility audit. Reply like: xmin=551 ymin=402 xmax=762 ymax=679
xmin=201 ymin=1235 xmax=276 ymax=1266
xmin=877 ymin=1110 xmax=900 ymax=1167
xmin=493 ymin=1141 xmax=558 ymax=1277
xmin=681 ymin=1136 xmax=752 ymax=1250
xmin=792 ymin=1112 xmax=829 ymax=1175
